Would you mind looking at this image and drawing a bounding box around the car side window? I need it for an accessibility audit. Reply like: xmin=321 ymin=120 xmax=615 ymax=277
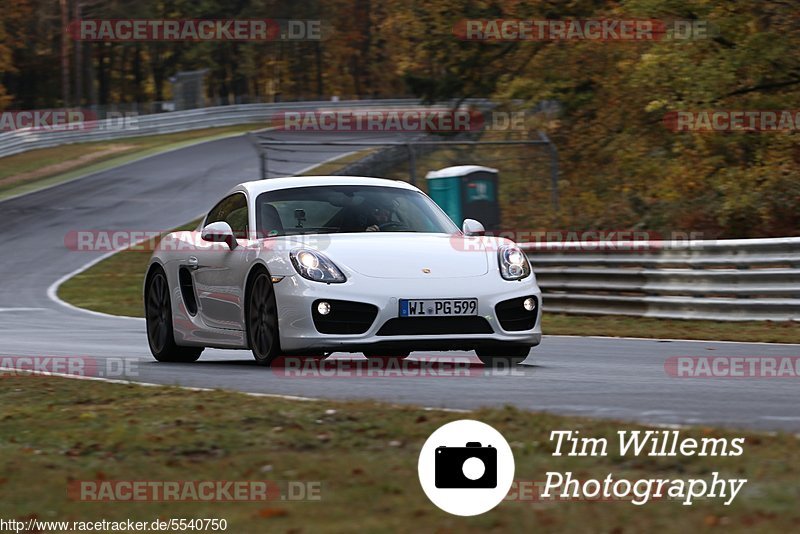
xmin=206 ymin=193 xmax=249 ymax=238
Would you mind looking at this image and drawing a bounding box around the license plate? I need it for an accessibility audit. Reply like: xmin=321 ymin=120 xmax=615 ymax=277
xmin=399 ymin=298 xmax=478 ymax=317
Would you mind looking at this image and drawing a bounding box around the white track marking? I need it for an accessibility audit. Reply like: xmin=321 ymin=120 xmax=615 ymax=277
xmin=46 ymin=236 xmax=172 ymax=320
xmin=0 ymin=365 xmax=470 ymax=412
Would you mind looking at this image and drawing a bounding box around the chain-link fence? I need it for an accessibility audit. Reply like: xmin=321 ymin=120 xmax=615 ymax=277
xmin=248 ymin=133 xmax=561 ymax=226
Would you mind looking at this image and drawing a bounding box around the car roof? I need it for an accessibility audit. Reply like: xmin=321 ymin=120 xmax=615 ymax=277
xmin=230 ymin=176 xmax=422 ymax=198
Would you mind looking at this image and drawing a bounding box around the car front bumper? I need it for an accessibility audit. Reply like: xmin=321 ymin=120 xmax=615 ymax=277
xmin=273 ymin=273 xmax=542 ymax=353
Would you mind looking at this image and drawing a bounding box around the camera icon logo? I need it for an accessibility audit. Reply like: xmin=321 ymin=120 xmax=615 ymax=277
xmin=418 ymin=420 xmax=515 ymax=516
xmin=435 ymin=442 xmax=497 ymax=488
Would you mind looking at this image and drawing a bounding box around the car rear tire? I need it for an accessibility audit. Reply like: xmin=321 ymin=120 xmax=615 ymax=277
xmin=475 ymin=346 xmax=531 ymax=367
xmin=145 ymin=268 xmax=203 ymax=362
xmin=246 ymin=268 xmax=281 ymax=366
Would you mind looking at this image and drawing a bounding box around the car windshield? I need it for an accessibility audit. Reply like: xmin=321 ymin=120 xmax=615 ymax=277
xmin=255 ymin=185 xmax=458 ymax=237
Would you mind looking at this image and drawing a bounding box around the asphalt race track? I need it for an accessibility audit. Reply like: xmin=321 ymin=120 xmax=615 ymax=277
xmin=1 ymin=132 xmax=798 ymax=432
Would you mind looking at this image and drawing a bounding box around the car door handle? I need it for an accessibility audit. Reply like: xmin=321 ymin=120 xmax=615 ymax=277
xmin=188 ymin=256 xmax=199 ymax=269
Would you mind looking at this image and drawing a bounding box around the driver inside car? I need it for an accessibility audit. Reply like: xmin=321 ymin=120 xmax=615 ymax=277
xmin=365 ymin=206 xmax=392 ymax=231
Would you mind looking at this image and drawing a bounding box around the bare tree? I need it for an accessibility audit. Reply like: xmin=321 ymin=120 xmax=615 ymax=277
xmin=59 ymin=0 xmax=71 ymax=107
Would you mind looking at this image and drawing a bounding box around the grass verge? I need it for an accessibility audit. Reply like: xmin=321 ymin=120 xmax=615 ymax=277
xmin=0 ymin=375 xmax=796 ymax=532
xmin=544 ymin=313 xmax=800 ymax=344
xmin=0 ymin=123 xmax=265 ymax=200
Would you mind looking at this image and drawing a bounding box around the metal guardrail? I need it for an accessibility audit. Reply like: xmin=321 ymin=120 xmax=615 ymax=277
xmin=522 ymin=237 xmax=800 ymax=321
xmin=0 ymin=99 xmax=419 ymax=159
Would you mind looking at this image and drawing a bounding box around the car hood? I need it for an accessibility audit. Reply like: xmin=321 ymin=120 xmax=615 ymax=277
xmin=305 ymin=233 xmax=490 ymax=279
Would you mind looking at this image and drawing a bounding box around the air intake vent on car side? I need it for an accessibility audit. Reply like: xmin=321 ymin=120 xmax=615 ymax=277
xmin=178 ymin=267 xmax=198 ymax=316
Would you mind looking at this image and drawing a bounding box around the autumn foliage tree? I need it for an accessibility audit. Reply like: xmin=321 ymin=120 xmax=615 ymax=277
xmin=386 ymin=0 xmax=800 ymax=237
xmin=0 ymin=0 xmax=798 ymax=237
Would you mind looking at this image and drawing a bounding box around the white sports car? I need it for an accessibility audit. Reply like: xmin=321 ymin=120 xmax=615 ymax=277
xmin=144 ymin=176 xmax=541 ymax=366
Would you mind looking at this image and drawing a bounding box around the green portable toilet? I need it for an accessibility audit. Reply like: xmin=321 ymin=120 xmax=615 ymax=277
xmin=425 ymin=165 xmax=501 ymax=231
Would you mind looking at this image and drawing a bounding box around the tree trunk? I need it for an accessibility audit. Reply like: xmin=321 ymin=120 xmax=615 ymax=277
xmin=150 ymin=44 xmax=165 ymax=102
xmin=87 ymin=42 xmax=97 ymax=109
xmin=73 ymin=0 xmax=83 ymax=106
xmin=315 ymin=41 xmax=324 ymax=98
xmin=98 ymin=43 xmax=110 ymax=106
xmin=133 ymin=43 xmax=143 ymax=111
xmin=59 ymin=0 xmax=71 ymax=107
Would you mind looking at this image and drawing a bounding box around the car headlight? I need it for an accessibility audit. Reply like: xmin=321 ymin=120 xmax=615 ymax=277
xmin=290 ymin=248 xmax=346 ymax=283
xmin=498 ymin=245 xmax=531 ymax=280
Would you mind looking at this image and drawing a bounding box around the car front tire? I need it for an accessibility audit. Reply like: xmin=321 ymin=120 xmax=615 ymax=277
xmin=246 ymin=268 xmax=281 ymax=366
xmin=475 ymin=346 xmax=531 ymax=367
xmin=145 ymin=268 xmax=203 ymax=362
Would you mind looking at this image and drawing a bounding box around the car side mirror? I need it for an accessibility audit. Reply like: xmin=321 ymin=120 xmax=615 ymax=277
xmin=462 ymin=219 xmax=485 ymax=236
xmin=201 ymin=221 xmax=237 ymax=249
